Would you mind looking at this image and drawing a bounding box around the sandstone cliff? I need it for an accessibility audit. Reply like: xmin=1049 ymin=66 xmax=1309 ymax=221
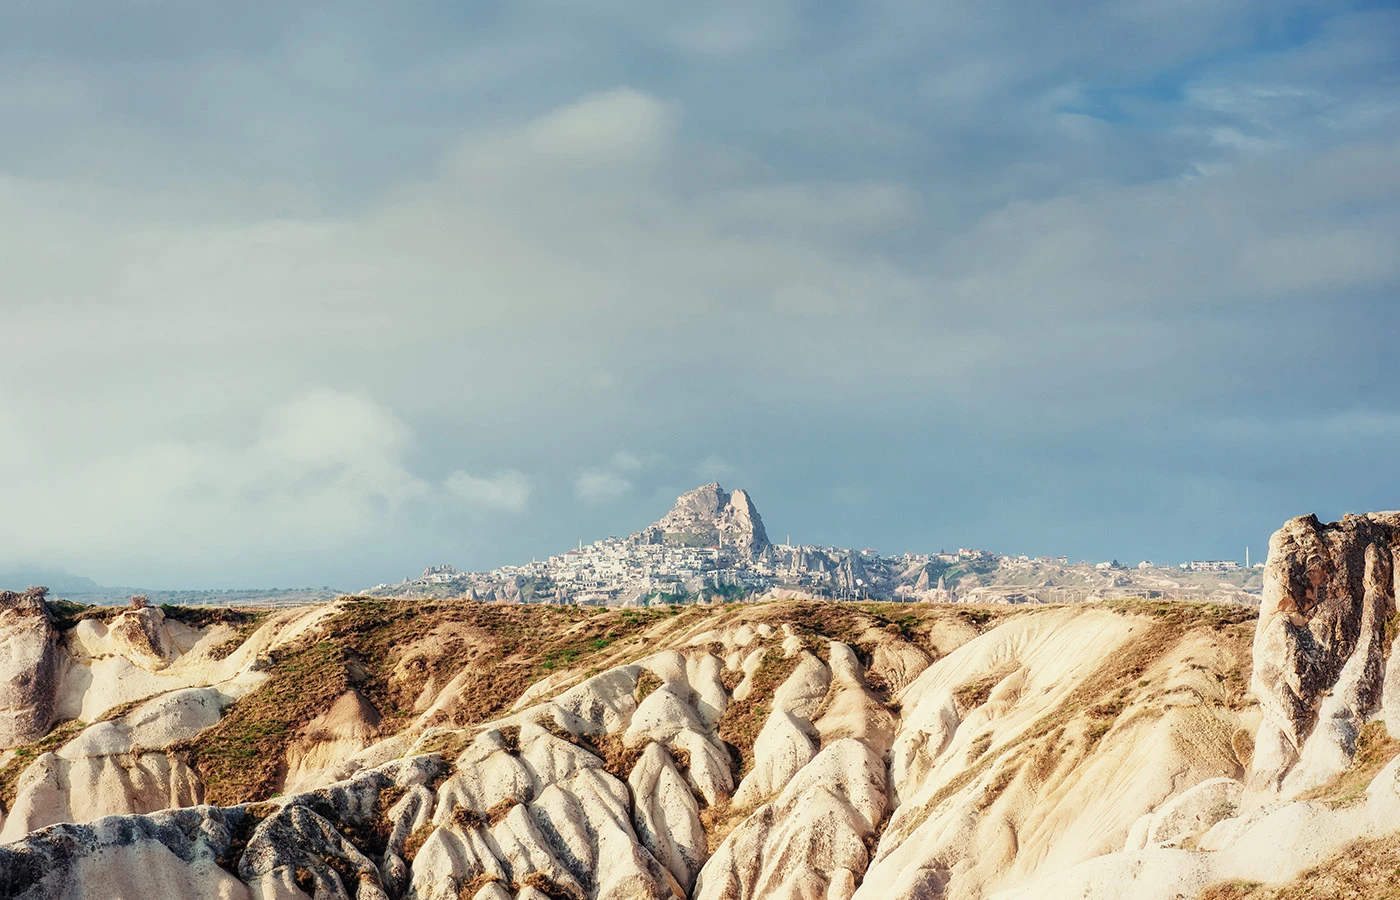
xmin=2 ymin=512 xmax=1400 ymax=899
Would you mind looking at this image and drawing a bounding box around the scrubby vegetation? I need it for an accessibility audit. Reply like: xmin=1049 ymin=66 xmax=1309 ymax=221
xmin=715 ymin=647 xmax=801 ymax=780
xmin=0 ymin=719 xmax=86 ymax=809
xmin=1199 ymin=833 xmax=1400 ymax=899
xmin=159 ymin=604 xmax=269 ymax=659
xmin=1299 ymin=720 xmax=1400 ymax=808
xmin=178 ymin=598 xmax=691 ymax=805
xmin=45 ymin=599 xmax=121 ymax=631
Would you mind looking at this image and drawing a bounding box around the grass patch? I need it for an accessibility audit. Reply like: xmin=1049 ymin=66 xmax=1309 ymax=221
xmin=176 ymin=639 xmax=346 ymax=805
xmin=517 ymin=871 xmax=575 ymax=900
xmin=976 ymin=762 xmax=1019 ymax=812
xmin=715 ymin=647 xmax=802 ymax=780
xmin=401 ymin=823 xmax=434 ymax=863
xmin=164 ymin=607 xmax=271 ymax=660
xmin=1100 ymin=598 xmax=1258 ymax=630
xmin=46 ymin=600 xmax=121 ymax=632
xmin=1297 ymin=720 xmax=1400 ymax=808
xmin=1385 ymin=610 xmax=1400 ymax=660
xmin=173 ymin=598 xmax=688 ymax=805
xmin=954 ymin=669 xmax=1013 ymax=713
xmin=635 ymin=669 xmax=663 ymax=704
xmin=538 ymin=719 xmax=645 ymax=782
xmin=966 ymin=733 xmax=992 ymax=761
xmin=1199 ymin=833 xmax=1400 ymax=899
xmin=0 ymin=719 xmax=86 ymax=809
xmin=1200 ymin=881 xmax=1266 ymax=900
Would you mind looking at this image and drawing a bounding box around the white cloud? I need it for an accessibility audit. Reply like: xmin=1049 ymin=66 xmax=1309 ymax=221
xmin=574 ymin=470 xmax=633 ymax=502
xmin=445 ymin=469 xmax=535 ymax=513
xmin=609 ymin=451 xmax=666 ymax=473
xmin=0 ymin=0 xmax=1397 ymax=586
xmin=695 ymin=455 xmax=738 ymax=481
xmin=0 ymin=388 xmax=429 ymax=580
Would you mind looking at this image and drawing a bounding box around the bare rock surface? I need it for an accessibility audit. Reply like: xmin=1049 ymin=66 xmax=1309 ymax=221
xmin=0 ymin=589 xmax=63 ymax=748
xmin=1248 ymin=512 xmax=1400 ymax=799
xmin=5 ymin=520 xmax=1400 ymax=900
xmin=646 ymin=483 xmax=770 ymax=558
xmin=0 ymin=687 xmax=225 ymax=841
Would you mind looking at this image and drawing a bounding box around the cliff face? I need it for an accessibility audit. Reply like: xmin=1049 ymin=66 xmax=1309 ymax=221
xmin=0 ymin=589 xmax=63 ymax=748
xmin=649 ymin=483 xmax=771 ymax=558
xmin=1248 ymin=512 xmax=1400 ymax=798
xmin=3 ymin=513 xmax=1400 ymax=900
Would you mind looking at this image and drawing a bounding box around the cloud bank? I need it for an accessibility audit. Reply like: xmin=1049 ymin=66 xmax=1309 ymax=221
xmin=0 ymin=1 xmax=1396 ymax=586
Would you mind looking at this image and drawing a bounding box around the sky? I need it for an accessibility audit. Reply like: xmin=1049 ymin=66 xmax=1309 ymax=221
xmin=1 ymin=1 xmax=1398 ymax=589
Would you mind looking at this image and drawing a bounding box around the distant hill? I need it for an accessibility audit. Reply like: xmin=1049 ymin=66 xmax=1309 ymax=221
xmin=0 ymin=568 xmax=103 ymax=595
xmin=0 ymin=568 xmax=341 ymax=608
xmin=369 ymin=482 xmax=1261 ymax=606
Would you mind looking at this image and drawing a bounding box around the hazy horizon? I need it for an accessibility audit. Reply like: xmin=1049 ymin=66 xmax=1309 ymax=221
xmin=0 ymin=478 xmax=1318 ymax=592
xmin=2 ymin=2 xmax=1397 ymax=589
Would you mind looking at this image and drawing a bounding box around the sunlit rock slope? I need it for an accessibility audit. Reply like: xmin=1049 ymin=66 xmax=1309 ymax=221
xmin=2 ymin=512 xmax=1400 ymax=899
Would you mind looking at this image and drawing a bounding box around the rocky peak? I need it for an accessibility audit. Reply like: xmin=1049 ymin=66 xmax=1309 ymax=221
xmin=1248 ymin=510 xmax=1400 ymax=798
xmin=0 ymin=586 xmax=51 ymax=617
xmin=648 ymin=483 xmax=771 ymax=558
xmin=0 ymin=586 xmax=61 ymax=748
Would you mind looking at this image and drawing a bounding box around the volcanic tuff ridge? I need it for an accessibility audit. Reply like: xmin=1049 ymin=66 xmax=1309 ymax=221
xmin=2 ymin=512 xmax=1400 ymax=899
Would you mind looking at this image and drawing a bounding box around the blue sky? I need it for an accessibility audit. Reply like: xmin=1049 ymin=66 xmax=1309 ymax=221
xmin=1 ymin=1 xmax=1397 ymax=588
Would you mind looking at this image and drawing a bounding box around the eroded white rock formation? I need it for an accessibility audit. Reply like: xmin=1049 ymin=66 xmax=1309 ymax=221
xmin=3 ymin=513 xmax=1400 ymax=900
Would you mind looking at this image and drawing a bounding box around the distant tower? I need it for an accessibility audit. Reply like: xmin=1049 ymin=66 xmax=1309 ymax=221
xmin=1246 ymin=546 xmax=1250 ymax=568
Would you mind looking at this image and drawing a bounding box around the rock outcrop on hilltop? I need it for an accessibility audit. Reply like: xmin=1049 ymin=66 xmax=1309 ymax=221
xmin=0 ymin=588 xmax=63 ymax=748
xmin=646 ymin=483 xmax=771 ymax=558
xmin=5 ymin=513 xmax=1400 ymax=900
xmin=1248 ymin=512 xmax=1400 ymax=799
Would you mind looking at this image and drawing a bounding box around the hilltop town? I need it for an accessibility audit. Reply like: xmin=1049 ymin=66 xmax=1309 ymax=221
xmin=367 ymin=483 xmax=1262 ymax=605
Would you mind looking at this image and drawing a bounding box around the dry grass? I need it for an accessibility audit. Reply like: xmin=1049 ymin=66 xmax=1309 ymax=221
xmin=1298 ymin=720 xmax=1400 ymax=808
xmin=458 ymin=874 xmax=504 ymax=898
xmin=45 ymin=599 xmax=122 ymax=631
xmin=1200 ymin=881 xmax=1266 ymax=900
xmin=517 ymin=871 xmax=576 ymax=900
xmin=954 ymin=668 xmax=1014 ymax=714
xmin=537 ymin=718 xmax=645 ymax=783
xmin=401 ymin=823 xmax=434 ymax=863
xmin=175 ymin=598 xmax=689 ymax=805
xmin=417 ymin=730 xmax=471 ymax=759
xmin=174 ymin=639 xmax=347 ymax=805
xmin=1199 ymin=833 xmax=1400 ymax=899
xmin=484 ymin=798 xmax=518 ymax=826
xmin=0 ymin=719 xmax=86 ymax=809
xmin=699 ymin=798 xmax=749 ymax=855
xmin=715 ymin=647 xmax=802 ymax=780
xmin=634 ymin=669 xmax=663 ymax=704
xmin=896 ymin=600 xmax=1256 ymax=840
xmin=976 ymin=762 xmax=1019 ymax=812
